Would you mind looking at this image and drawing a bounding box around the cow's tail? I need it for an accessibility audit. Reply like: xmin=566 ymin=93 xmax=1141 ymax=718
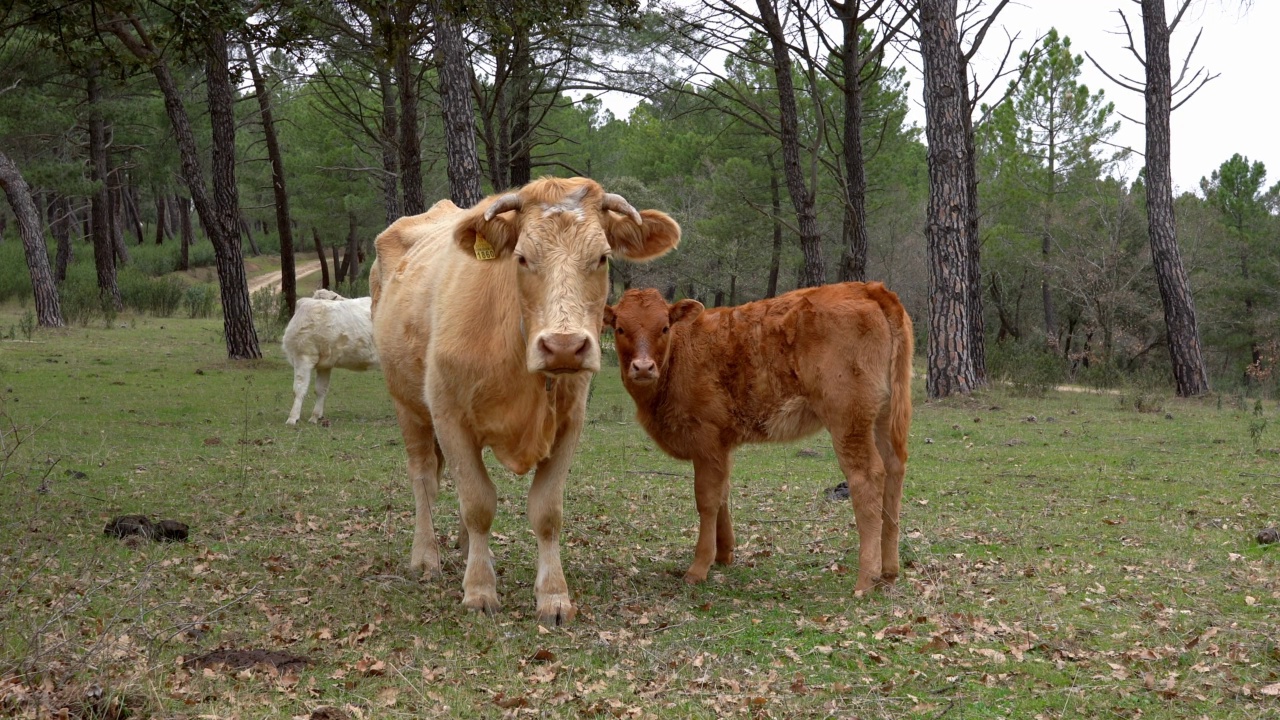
xmin=889 ymin=300 xmax=914 ymax=466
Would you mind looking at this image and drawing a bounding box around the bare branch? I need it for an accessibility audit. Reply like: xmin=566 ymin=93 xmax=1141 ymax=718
xmin=1170 ymin=70 xmax=1218 ymax=112
xmin=1168 ymin=0 xmax=1194 ymax=34
xmin=1084 ymin=50 xmax=1145 ymax=94
xmin=961 ymin=0 xmax=1012 ymax=62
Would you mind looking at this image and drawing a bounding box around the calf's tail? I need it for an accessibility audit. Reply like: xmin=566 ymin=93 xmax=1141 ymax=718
xmin=889 ymin=306 xmax=913 ymax=466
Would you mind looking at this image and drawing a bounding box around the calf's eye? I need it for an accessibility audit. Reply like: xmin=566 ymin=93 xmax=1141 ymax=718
xmin=662 ymin=326 xmax=669 ymax=334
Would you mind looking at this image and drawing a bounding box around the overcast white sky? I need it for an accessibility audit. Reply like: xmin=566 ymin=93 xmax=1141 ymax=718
xmin=600 ymin=1 xmax=1275 ymax=195
xmin=935 ymin=0 xmax=1277 ymax=193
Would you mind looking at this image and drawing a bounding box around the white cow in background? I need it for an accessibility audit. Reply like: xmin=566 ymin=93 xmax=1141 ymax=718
xmin=283 ymin=289 xmax=379 ymax=425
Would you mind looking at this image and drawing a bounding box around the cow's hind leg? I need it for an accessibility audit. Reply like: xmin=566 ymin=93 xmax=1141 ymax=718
xmin=715 ymin=499 xmax=735 ymax=566
xmin=832 ymin=424 xmax=888 ymax=595
xmin=309 ymin=367 xmax=332 ymax=423
xmin=685 ymin=452 xmax=730 ymax=584
xmin=527 ymin=429 xmax=582 ymax=626
xmin=394 ymin=404 xmax=443 ymax=577
xmin=875 ymin=411 xmax=904 ymax=584
xmin=437 ymin=427 xmax=499 ymax=614
xmin=286 ymin=362 xmax=312 ymax=426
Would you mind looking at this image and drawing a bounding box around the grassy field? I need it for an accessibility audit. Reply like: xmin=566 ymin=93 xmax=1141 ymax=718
xmin=0 ymin=301 xmax=1277 ymax=719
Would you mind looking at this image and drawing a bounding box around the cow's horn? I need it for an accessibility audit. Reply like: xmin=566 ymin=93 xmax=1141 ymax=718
xmin=484 ymin=193 xmax=522 ymax=221
xmin=602 ymin=193 xmax=642 ymax=225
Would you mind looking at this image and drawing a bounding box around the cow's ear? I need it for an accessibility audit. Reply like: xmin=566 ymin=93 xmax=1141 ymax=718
xmin=669 ymin=299 xmax=703 ymax=325
xmin=603 ymin=209 xmax=681 ymax=262
xmin=602 ymin=305 xmax=616 ymax=330
xmin=454 ymin=196 xmax=519 ymax=260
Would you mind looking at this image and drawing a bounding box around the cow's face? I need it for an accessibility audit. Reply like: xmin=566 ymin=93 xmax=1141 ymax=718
xmin=455 ymin=179 xmax=681 ymax=376
xmin=603 ymin=289 xmax=703 ymax=387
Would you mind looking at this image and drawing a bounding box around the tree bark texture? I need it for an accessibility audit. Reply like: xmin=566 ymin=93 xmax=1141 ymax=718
xmin=87 ymin=63 xmax=122 ymax=310
xmin=755 ymin=0 xmax=826 ymax=288
xmin=153 ymin=186 xmax=166 ymax=244
xmin=834 ymin=8 xmax=869 ymax=283
xmin=52 ymin=194 xmax=72 ymax=282
xmin=0 ymin=151 xmax=64 ymax=327
xmin=1140 ymin=0 xmax=1210 ymax=396
xmin=920 ymin=0 xmax=978 ymax=398
xmin=175 ymin=195 xmax=192 ymax=271
xmin=246 ymin=45 xmax=298 ymax=317
xmin=377 ymin=65 xmax=401 ymax=225
xmin=207 ymin=27 xmax=261 ymax=359
xmin=960 ymin=70 xmax=987 ymax=385
xmin=767 ymin=158 xmax=783 ymax=298
xmin=395 ymin=34 xmax=425 ymax=215
xmin=430 ymin=0 xmax=484 ymax=208
xmin=313 ymin=227 xmax=331 ymax=289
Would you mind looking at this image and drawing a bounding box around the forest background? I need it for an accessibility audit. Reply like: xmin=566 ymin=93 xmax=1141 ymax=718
xmin=1 ymin=0 xmax=1277 ymax=398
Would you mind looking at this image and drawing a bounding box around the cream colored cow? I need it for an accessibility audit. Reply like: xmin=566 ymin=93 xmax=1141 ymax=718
xmin=370 ymin=177 xmax=680 ymax=625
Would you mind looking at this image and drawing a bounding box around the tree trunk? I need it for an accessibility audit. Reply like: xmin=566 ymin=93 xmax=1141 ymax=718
xmin=377 ymin=64 xmax=401 ymax=225
xmin=108 ymin=175 xmax=130 ymax=267
xmin=755 ymin=0 xmax=826 ymax=288
xmin=246 ymin=44 xmax=298 ymax=317
xmin=920 ymin=0 xmax=978 ymax=398
xmin=87 ymin=62 xmax=122 ymax=310
xmin=125 ymin=180 xmax=145 ymax=245
xmin=51 ymin=194 xmax=72 ymax=282
xmin=835 ymin=8 xmax=869 ymax=283
xmin=313 ymin=227 xmax=330 ymax=289
xmin=345 ymin=211 xmax=361 ymax=285
xmin=1140 ymin=0 xmax=1209 ymax=396
xmin=0 ymin=151 xmax=64 ymax=327
xmin=207 ymin=26 xmax=261 ymax=358
xmin=176 ymin=194 xmax=192 ymax=271
xmin=240 ymin=215 xmax=260 ymax=256
xmin=767 ymin=157 xmax=784 ymax=298
xmin=154 ymin=186 xmax=166 ymax=245
xmin=507 ymin=38 xmax=533 ymax=188
xmin=395 ymin=33 xmax=426 ymax=214
xmin=960 ymin=69 xmax=987 ymax=385
xmin=430 ymin=0 xmax=484 ymax=208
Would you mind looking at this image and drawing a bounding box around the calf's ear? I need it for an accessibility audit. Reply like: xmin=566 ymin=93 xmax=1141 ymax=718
xmin=603 ymin=209 xmax=681 ymax=262
xmin=669 ymin=299 xmax=703 ymax=325
xmin=602 ymin=305 xmax=616 ymax=330
xmin=454 ymin=194 xmax=519 ymax=260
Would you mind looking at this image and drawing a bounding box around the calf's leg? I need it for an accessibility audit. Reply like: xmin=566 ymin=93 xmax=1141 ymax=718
xmin=715 ymin=499 xmax=735 ymax=566
xmin=527 ymin=427 xmax=582 ymax=626
xmin=309 ymin=367 xmax=332 ymax=423
xmin=875 ymin=411 xmax=904 ymax=583
xmin=286 ymin=362 xmax=312 ymax=425
xmin=394 ymin=404 xmax=444 ymax=577
xmin=685 ymin=453 xmax=730 ymax=584
xmin=832 ymin=426 xmax=888 ymax=595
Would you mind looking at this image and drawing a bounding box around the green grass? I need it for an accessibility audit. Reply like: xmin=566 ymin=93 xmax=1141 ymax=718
xmin=0 ymin=301 xmax=1277 ymax=719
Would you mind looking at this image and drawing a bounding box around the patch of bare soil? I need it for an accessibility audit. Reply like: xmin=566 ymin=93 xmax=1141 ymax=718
xmin=103 ymin=515 xmax=189 ymax=542
xmin=184 ymin=648 xmax=310 ymax=673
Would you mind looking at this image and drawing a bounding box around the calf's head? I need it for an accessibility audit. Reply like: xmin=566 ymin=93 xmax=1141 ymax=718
xmin=454 ymin=178 xmax=681 ymax=376
xmin=603 ymin=289 xmax=704 ymax=387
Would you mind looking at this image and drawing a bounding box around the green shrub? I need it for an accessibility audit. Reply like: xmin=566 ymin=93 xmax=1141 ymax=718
xmin=188 ymin=241 xmax=216 ymax=269
xmin=130 ymin=244 xmax=178 ymax=277
xmin=987 ymin=340 xmax=1067 ymax=397
xmin=59 ymin=278 xmax=103 ymax=328
xmin=184 ymin=284 xmax=217 ymax=319
xmin=119 ymin=268 xmax=185 ymax=317
xmin=251 ymin=286 xmax=286 ymax=343
xmin=0 ymin=241 xmax=34 ymax=303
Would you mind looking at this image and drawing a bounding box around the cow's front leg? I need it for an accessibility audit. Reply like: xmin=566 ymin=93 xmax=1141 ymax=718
xmin=286 ymin=363 xmax=312 ymax=425
xmin=527 ymin=428 xmax=580 ymax=626
xmin=834 ymin=427 xmax=888 ymax=595
xmin=394 ymin=404 xmax=443 ymax=577
xmin=685 ymin=453 xmax=730 ymax=584
xmin=715 ymin=498 xmax=735 ymax=566
xmin=438 ymin=427 xmax=499 ymax=613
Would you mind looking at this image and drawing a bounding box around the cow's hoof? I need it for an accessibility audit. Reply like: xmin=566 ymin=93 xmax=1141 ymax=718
xmin=462 ymin=593 xmax=500 ymax=615
xmin=285 ymin=419 xmax=298 ymax=427
xmin=682 ymin=570 xmax=707 ymax=585
xmin=880 ymin=571 xmax=899 ymax=585
xmin=714 ymin=551 xmax=734 ymax=566
xmin=536 ymin=595 xmax=576 ymax=627
xmin=308 ymin=416 xmax=320 ymax=424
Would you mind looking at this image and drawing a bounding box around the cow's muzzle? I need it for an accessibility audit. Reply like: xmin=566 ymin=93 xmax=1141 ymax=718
xmin=627 ymin=357 xmax=659 ymax=384
xmin=536 ymin=332 xmax=594 ymax=374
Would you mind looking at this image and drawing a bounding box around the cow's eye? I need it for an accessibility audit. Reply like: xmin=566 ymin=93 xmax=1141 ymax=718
xmin=662 ymin=326 xmax=669 ymax=334
xmin=516 ymin=254 xmax=528 ymax=267
xmin=615 ymin=328 xmax=624 ymax=336
xmin=598 ymin=254 xmax=609 ymax=268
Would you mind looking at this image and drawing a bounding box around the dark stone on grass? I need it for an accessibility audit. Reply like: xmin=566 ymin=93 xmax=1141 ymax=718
xmin=65 ymin=469 xmax=88 ymax=479
xmin=155 ymin=519 xmax=189 ymax=542
xmin=185 ymin=648 xmax=310 ymax=673
xmin=1257 ymin=527 xmax=1279 ymax=545
xmin=796 ymin=448 xmax=821 ymax=458
xmin=310 ymin=708 xmax=352 ymax=720
xmin=824 ymin=482 xmax=849 ymax=501
xmin=105 ymin=515 xmax=154 ymax=540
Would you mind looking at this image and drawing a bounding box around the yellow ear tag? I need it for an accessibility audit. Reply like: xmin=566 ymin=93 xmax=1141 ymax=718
xmin=474 ymin=233 xmax=496 ymax=261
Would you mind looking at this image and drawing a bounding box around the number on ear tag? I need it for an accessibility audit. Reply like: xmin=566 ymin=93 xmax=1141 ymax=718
xmin=474 ymin=234 xmax=496 ymax=261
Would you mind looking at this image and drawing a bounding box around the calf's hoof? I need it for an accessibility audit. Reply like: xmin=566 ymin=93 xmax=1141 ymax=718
xmin=536 ymin=594 xmax=576 ymax=627
xmin=462 ymin=593 xmax=500 ymax=615
xmin=682 ymin=569 xmax=708 ymax=585
xmin=308 ymin=416 xmax=320 ymax=424
xmin=714 ymin=550 xmax=734 ymax=566
xmin=285 ymin=418 xmax=298 ymax=427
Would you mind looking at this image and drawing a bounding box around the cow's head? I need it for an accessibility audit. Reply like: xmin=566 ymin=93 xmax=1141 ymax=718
xmin=603 ymin=288 xmax=703 ymax=387
xmin=455 ymin=178 xmax=680 ymax=376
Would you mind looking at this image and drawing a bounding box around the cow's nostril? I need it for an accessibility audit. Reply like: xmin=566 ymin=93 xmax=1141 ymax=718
xmin=539 ymin=333 xmax=591 ymax=370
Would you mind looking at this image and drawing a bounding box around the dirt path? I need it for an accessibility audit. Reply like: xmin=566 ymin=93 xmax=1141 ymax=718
xmin=247 ymin=260 xmax=323 ymax=294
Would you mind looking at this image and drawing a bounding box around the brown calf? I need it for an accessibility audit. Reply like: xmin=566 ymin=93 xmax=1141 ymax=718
xmin=603 ymin=283 xmax=913 ymax=594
